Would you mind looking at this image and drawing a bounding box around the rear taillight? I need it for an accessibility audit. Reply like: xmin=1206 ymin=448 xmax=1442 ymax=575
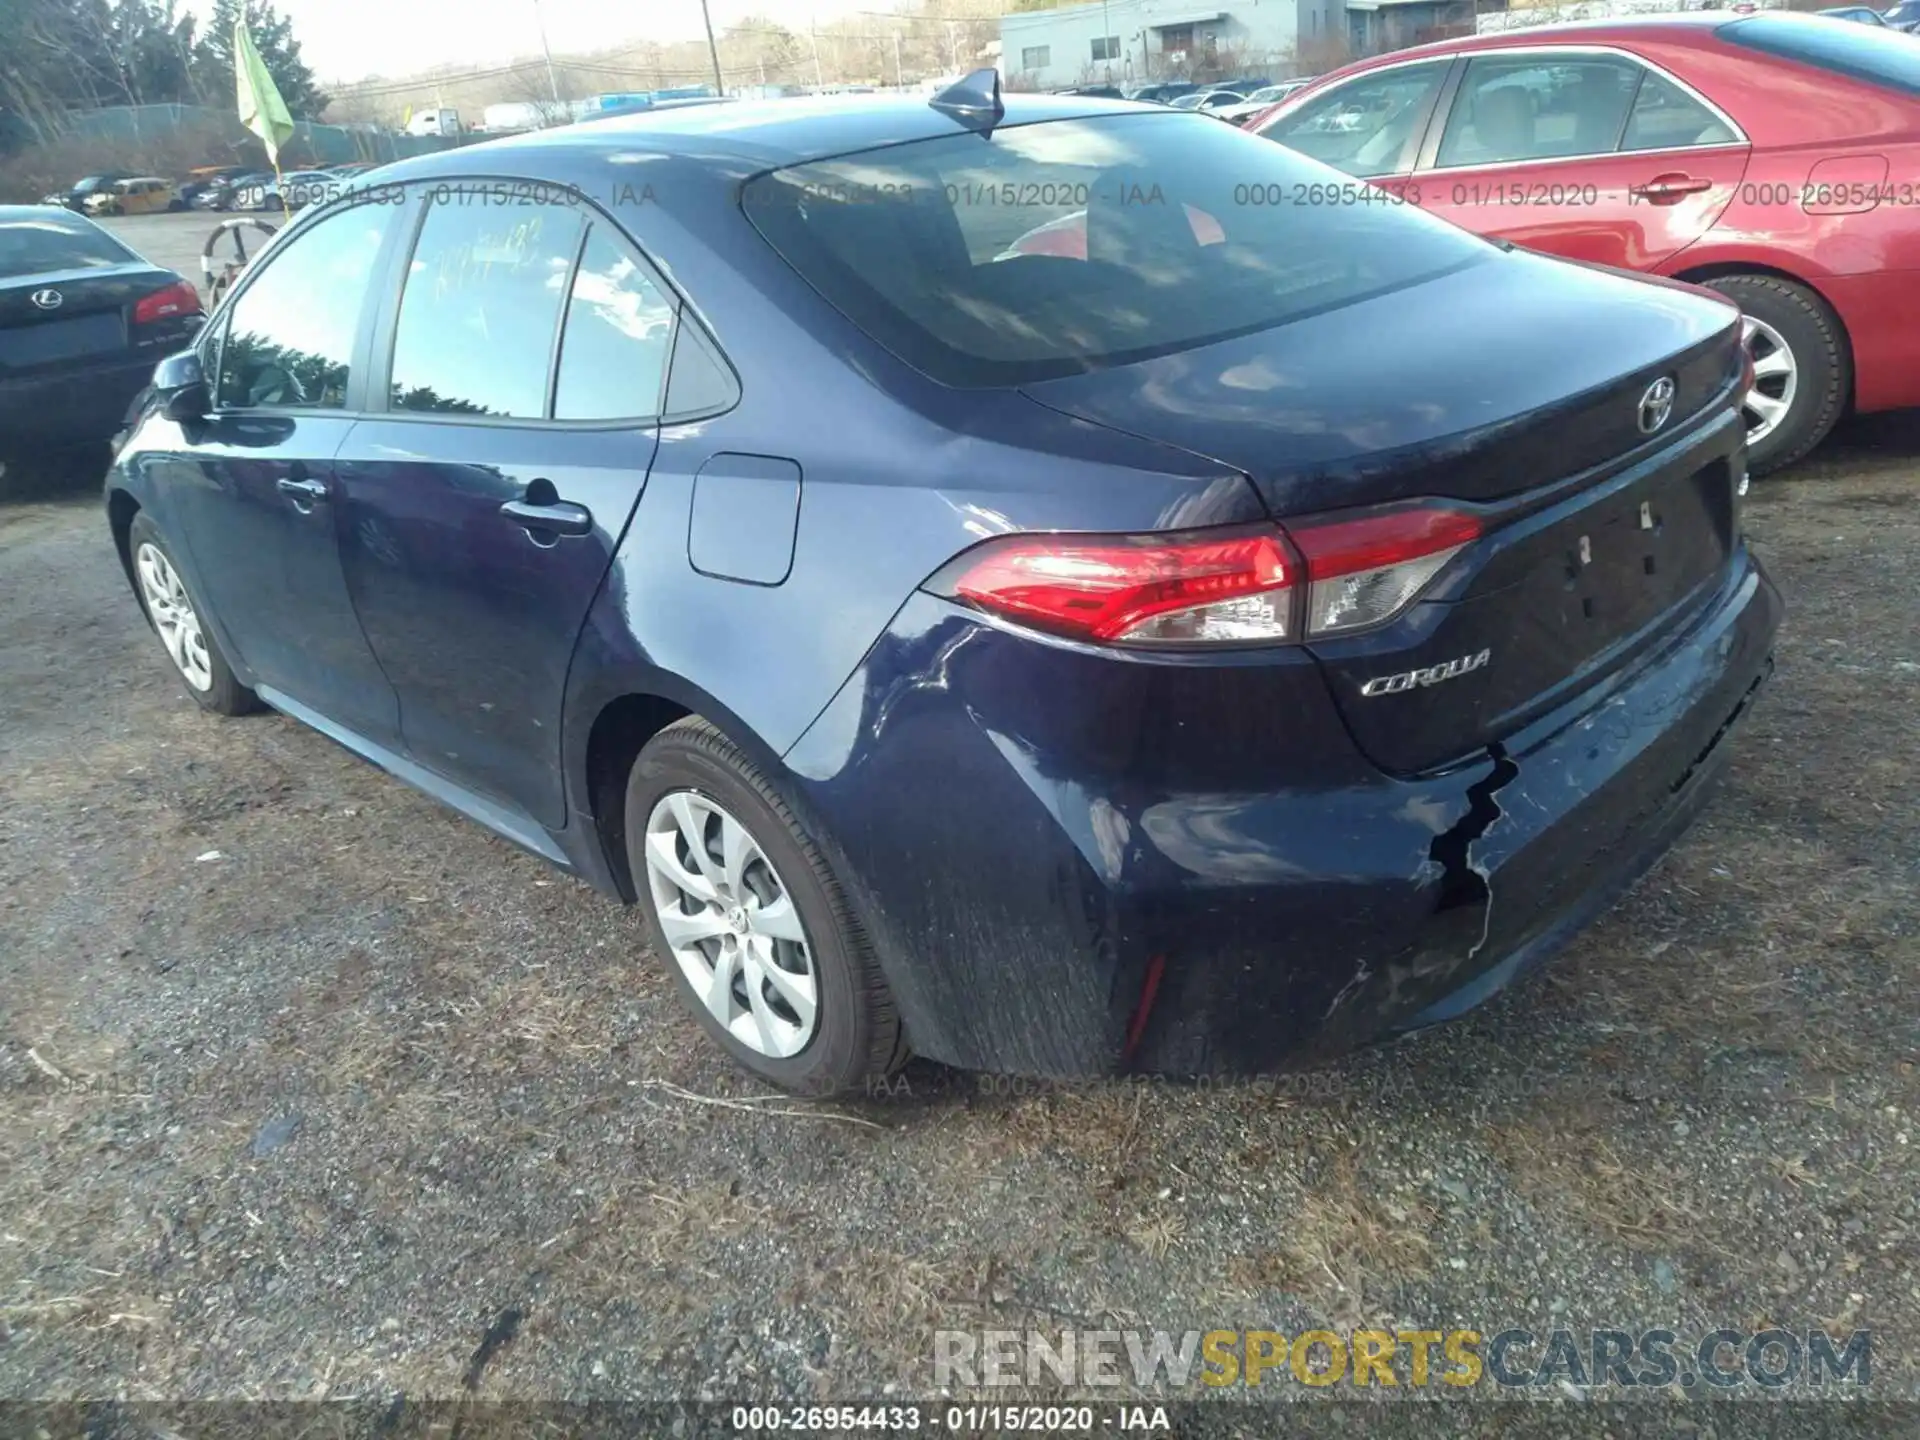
xmin=947 ymin=528 xmax=1295 ymax=645
xmin=133 ymin=280 xmax=202 ymax=325
xmin=1287 ymin=506 xmax=1481 ymax=637
xmin=939 ymin=504 xmax=1480 ymax=648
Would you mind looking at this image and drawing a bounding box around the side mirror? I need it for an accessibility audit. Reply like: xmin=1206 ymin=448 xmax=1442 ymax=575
xmin=153 ymin=349 xmax=210 ymax=423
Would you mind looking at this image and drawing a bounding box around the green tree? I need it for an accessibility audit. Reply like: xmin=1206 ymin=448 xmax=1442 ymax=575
xmin=191 ymin=0 xmax=327 ymax=119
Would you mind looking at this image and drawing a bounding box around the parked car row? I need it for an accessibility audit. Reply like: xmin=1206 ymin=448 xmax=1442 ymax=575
xmin=38 ymin=161 xmax=385 ymax=219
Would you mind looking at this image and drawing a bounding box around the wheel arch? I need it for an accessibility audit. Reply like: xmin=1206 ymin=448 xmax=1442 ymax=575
xmin=1668 ymin=259 xmax=1857 ymax=411
xmin=107 ymin=486 xmax=142 ymax=599
xmin=574 ymin=672 xmax=796 ymax=905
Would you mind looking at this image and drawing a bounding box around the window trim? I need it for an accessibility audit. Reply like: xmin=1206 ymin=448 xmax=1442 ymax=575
xmin=1413 ymin=44 xmax=1749 ymax=177
xmin=205 ymin=194 xmax=411 ymax=418
xmin=365 ymin=176 xmax=714 ymax=432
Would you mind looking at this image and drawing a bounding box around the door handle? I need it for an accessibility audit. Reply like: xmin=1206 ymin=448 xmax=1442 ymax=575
xmin=276 ymin=475 xmax=329 ymax=509
xmin=1630 ymin=174 xmax=1714 ymax=205
xmin=500 ymin=497 xmax=593 ymax=538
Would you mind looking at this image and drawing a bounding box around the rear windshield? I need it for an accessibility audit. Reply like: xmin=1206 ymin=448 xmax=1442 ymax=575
xmin=742 ymin=111 xmax=1488 ymax=387
xmin=1720 ymin=14 xmax=1920 ymax=93
xmin=0 ymin=211 xmax=134 ymax=278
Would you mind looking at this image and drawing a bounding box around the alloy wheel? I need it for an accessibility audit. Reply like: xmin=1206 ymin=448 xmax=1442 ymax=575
xmin=135 ymin=542 xmax=213 ymax=691
xmin=643 ymin=790 xmax=819 ymax=1059
xmin=1740 ymin=313 xmax=1798 ymax=448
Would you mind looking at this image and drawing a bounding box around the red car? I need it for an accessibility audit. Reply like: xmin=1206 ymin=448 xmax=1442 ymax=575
xmin=1235 ymin=12 xmax=1920 ymax=472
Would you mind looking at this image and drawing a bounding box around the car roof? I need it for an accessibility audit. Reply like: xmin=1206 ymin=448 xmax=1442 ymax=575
xmin=369 ymin=91 xmax=1149 ymax=181
xmin=1341 ymin=8 xmax=1872 ymax=59
xmin=0 ymin=204 xmax=103 ymax=221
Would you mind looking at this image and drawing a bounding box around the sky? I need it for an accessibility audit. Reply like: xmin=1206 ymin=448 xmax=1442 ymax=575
xmin=191 ymin=0 xmax=878 ymax=83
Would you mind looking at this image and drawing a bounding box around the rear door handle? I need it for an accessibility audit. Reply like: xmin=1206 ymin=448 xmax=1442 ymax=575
xmin=276 ymin=474 xmax=328 ymax=509
xmin=500 ymin=497 xmax=594 ymax=538
xmin=1630 ymin=174 xmax=1715 ymax=204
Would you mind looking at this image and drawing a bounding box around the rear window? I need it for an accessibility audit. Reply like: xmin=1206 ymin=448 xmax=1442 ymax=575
xmin=742 ymin=112 xmax=1488 ymax=387
xmin=1720 ymin=14 xmax=1920 ymax=93
xmin=0 ymin=212 xmax=134 ymax=278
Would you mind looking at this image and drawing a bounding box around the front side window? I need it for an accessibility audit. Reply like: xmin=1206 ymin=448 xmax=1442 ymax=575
xmin=1436 ymin=55 xmax=1644 ymax=168
xmin=216 ymin=204 xmax=396 ymax=410
xmin=389 ymin=196 xmax=585 ymax=417
xmin=553 ymin=224 xmax=676 ymax=420
xmin=744 ymin=111 xmax=1488 ymax=388
xmin=1258 ymin=61 xmax=1450 ymax=178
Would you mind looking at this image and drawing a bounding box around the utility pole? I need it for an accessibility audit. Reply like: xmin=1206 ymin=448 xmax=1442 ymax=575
xmin=811 ymin=19 xmax=824 ymax=87
xmin=1103 ymin=0 xmax=1112 ymax=82
xmin=531 ymin=0 xmax=562 ymax=109
xmin=894 ymin=31 xmax=904 ymax=87
xmin=700 ymin=0 xmax=725 ymax=94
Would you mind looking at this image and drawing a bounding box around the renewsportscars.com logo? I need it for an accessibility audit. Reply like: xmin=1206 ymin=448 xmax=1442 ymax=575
xmin=934 ymin=1326 xmax=1871 ymax=1392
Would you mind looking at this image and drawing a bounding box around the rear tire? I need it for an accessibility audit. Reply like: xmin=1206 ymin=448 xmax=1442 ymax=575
xmin=625 ymin=717 xmax=906 ymax=1096
xmin=127 ymin=513 xmax=260 ymax=716
xmin=1701 ymin=273 xmax=1848 ymax=476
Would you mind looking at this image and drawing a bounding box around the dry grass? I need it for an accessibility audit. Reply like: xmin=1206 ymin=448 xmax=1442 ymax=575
xmin=1485 ymin=1129 xmax=1709 ymax=1254
xmin=1228 ymin=1153 xmax=1434 ymax=1329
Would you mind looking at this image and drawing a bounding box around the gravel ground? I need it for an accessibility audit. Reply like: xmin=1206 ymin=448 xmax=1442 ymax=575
xmin=2 ymin=396 xmax=1918 ymax=1433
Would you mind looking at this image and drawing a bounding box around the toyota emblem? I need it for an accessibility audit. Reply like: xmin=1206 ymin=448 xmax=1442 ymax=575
xmin=1638 ymin=376 xmax=1676 ymax=435
xmin=29 ymin=288 xmax=63 ymax=310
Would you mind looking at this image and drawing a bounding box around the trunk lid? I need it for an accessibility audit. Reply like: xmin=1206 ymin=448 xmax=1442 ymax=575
xmin=0 ymin=265 xmax=183 ymax=377
xmin=1021 ymin=250 xmax=1748 ymax=774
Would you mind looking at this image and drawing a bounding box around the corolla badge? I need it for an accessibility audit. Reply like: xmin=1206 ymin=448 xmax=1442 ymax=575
xmin=1360 ymin=648 xmax=1491 ymax=697
xmin=1638 ymin=376 xmax=1676 ymax=434
xmin=29 ymin=288 xmax=63 ymax=310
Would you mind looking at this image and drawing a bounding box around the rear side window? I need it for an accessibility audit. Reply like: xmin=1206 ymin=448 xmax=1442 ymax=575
xmin=553 ymin=224 xmax=676 ymax=420
xmin=0 ymin=212 xmax=133 ymax=277
xmin=1436 ymin=56 xmax=1645 ymax=167
xmin=1720 ymin=14 xmax=1920 ymax=94
xmin=217 ymin=204 xmax=397 ymax=410
xmin=743 ymin=111 xmax=1487 ymax=388
xmin=1621 ymin=71 xmax=1736 ymax=151
xmin=389 ymin=196 xmax=584 ymax=417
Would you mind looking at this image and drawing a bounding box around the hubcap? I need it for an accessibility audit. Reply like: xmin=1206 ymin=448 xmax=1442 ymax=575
xmin=643 ymin=791 xmax=819 ymax=1059
xmin=134 ymin=541 xmax=213 ymax=691
xmin=1740 ymin=314 xmax=1798 ymax=449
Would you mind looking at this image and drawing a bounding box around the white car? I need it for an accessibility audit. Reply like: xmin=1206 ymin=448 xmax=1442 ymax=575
xmin=1170 ymin=89 xmax=1247 ymax=112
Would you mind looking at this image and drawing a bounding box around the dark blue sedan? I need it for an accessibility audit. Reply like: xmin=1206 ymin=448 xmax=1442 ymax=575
xmin=105 ymin=79 xmax=1781 ymax=1093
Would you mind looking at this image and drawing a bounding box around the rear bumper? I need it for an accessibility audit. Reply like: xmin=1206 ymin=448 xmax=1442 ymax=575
xmin=0 ymin=358 xmax=156 ymax=450
xmin=785 ymin=545 xmax=1782 ymax=1076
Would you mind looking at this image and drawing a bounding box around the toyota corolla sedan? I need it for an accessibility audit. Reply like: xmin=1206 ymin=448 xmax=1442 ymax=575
xmin=106 ymin=84 xmax=1780 ymax=1094
xmin=1243 ymin=12 xmax=1920 ymax=475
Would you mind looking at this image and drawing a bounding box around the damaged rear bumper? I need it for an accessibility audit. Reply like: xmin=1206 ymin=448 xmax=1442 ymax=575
xmin=784 ymin=545 xmax=1782 ymax=1077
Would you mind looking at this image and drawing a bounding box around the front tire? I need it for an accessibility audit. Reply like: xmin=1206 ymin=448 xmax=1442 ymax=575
xmin=127 ymin=513 xmax=259 ymax=716
xmin=625 ymin=717 xmax=905 ymax=1096
xmin=1702 ymin=273 xmax=1849 ymax=476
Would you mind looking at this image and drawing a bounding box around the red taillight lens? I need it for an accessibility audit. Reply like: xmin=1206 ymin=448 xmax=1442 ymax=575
xmin=940 ymin=506 xmax=1480 ymax=648
xmin=133 ymin=280 xmax=202 ymax=325
xmin=947 ymin=528 xmax=1295 ymax=645
xmin=1287 ymin=506 xmax=1481 ymax=637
